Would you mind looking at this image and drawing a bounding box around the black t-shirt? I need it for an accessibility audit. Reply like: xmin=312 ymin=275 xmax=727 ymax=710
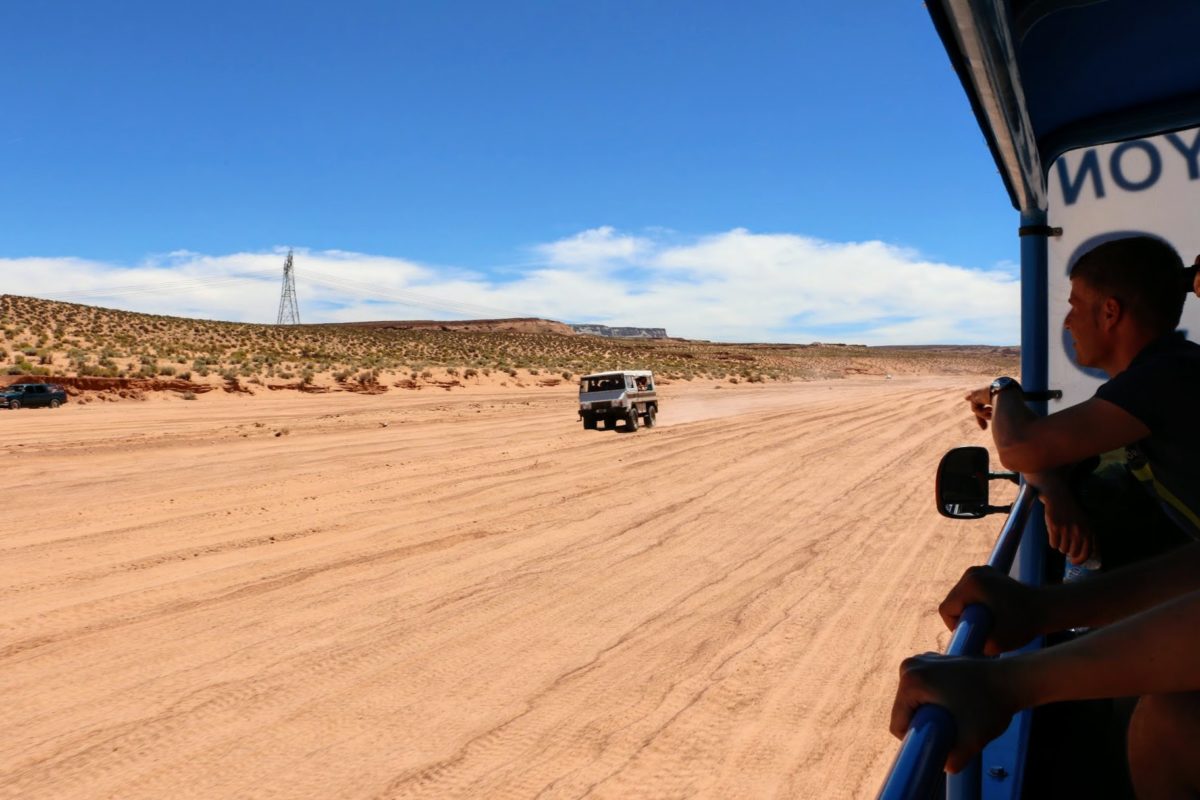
xmin=1095 ymin=332 xmax=1200 ymax=536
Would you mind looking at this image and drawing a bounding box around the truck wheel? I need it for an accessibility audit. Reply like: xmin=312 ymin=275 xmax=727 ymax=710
xmin=644 ymin=406 xmax=656 ymax=427
xmin=626 ymin=408 xmax=639 ymax=431
xmin=50 ymin=399 xmax=60 ymax=409
xmin=583 ymin=415 xmax=597 ymax=430
xmin=8 ymin=400 xmax=19 ymax=410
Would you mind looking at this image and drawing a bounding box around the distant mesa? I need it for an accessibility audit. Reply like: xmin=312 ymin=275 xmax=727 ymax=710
xmin=570 ymin=324 xmax=668 ymax=339
xmin=322 ymin=318 xmax=575 ymax=336
xmin=328 ymin=319 xmax=673 ymax=339
xmin=804 ymin=342 xmax=869 ymax=349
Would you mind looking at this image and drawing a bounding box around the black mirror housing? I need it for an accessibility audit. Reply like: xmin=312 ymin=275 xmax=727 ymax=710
xmin=935 ymin=446 xmax=994 ymax=519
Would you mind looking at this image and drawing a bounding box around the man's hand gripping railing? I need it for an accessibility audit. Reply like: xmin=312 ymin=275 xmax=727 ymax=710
xmin=876 ymin=484 xmax=1038 ymax=800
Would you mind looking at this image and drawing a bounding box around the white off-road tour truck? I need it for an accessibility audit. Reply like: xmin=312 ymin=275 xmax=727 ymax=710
xmin=578 ymin=370 xmax=658 ymax=431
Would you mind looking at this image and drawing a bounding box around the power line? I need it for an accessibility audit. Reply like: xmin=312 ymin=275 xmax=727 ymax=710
xmin=45 ymin=270 xmax=278 ymax=302
xmin=302 ymin=268 xmax=527 ymax=319
xmin=38 ymin=259 xmax=538 ymax=321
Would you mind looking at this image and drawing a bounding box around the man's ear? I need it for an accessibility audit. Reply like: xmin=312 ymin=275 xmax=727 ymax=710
xmin=1101 ymin=296 xmax=1123 ymax=330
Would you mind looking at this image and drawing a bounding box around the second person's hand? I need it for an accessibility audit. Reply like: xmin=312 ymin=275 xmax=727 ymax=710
xmin=939 ymin=566 xmax=1047 ymax=655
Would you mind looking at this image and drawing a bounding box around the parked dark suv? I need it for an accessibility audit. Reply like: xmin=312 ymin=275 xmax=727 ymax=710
xmin=0 ymin=383 xmax=67 ymax=410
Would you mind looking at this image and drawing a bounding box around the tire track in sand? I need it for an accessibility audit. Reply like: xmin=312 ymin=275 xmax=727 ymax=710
xmin=0 ymin=376 xmax=998 ymax=800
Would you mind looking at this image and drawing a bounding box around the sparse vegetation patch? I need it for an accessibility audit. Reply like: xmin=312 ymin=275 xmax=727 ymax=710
xmin=0 ymin=295 xmax=1020 ymax=399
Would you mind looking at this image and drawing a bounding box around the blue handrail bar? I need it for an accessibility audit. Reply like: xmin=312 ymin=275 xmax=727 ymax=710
xmin=876 ymin=484 xmax=1038 ymax=800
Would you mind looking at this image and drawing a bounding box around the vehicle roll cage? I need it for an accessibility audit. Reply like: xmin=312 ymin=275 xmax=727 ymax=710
xmin=878 ymin=486 xmax=1041 ymax=799
xmin=880 ymin=0 xmax=1200 ymax=796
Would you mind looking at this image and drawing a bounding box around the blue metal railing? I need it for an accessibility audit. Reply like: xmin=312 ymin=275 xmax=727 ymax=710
xmin=876 ymin=484 xmax=1038 ymax=800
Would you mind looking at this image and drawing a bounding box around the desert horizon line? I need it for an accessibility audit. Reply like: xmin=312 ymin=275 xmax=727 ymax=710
xmin=0 ymin=293 xmax=1020 ymax=350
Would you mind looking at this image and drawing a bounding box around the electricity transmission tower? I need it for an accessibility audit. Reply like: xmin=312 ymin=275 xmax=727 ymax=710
xmin=275 ymin=250 xmax=301 ymax=325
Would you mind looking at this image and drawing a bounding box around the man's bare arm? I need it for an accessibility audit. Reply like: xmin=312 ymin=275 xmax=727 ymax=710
xmin=965 ymin=385 xmax=1149 ymax=473
xmin=894 ymin=588 xmax=1200 ymax=772
xmin=1012 ymin=589 xmax=1200 ymax=704
xmin=1039 ymin=540 xmax=1200 ymax=630
xmin=1024 ymin=469 xmax=1093 ymax=564
xmin=938 ymin=542 xmax=1200 ymax=654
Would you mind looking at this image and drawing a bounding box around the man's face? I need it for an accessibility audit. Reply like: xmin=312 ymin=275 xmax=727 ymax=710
xmin=1063 ymin=277 xmax=1108 ymax=368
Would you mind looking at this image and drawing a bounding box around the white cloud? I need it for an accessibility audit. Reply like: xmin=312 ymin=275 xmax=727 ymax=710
xmin=535 ymin=226 xmax=650 ymax=266
xmin=0 ymin=228 xmax=1020 ymax=344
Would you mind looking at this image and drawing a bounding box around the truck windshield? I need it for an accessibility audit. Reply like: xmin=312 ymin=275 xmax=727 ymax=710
xmin=581 ymin=377 xmax=623 ymax=392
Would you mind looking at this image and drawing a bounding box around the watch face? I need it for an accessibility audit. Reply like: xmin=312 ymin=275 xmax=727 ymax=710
xmin=991 ymin=377 xmax=1015 ymax=395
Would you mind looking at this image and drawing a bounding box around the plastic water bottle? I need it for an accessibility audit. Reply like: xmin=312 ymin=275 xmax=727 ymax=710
xmin=1064 ymin=556 xmax=1101 ymax=634
xmin=1063 ymin=555 xmax=1101 ymax=583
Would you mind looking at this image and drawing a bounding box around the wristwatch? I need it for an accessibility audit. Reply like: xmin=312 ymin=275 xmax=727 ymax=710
xmin=989 ymin=376 xmax=1022 ymax=398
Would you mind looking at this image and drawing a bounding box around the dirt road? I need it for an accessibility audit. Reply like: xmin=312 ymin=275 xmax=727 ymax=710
xmin=0 ymin=377 xmax=1002 ymax=799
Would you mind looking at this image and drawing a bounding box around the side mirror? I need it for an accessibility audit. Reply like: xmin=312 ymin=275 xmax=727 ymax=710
xmin=935 ymin=446 xmax=1018 ymax=519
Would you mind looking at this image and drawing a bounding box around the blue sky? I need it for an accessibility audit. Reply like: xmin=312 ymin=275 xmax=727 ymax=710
xmin=0 ymin=2 xmax=1020 ymax=343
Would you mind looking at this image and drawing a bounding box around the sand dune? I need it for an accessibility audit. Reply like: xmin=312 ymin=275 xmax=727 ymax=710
xmin=0 ymin=377 xmax=1005 ymax=799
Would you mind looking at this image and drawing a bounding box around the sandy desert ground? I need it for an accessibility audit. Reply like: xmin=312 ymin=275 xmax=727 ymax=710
xmin=0 ymin=376 xmax=1008 ymax=799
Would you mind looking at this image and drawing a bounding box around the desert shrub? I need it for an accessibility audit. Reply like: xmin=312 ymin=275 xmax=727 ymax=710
xmin=181 ymin=391 xmax=197 ymax=400
xmin=561 ymin=370 xmax=572 ymax=379
xmin=446 ymin=367 xmax=459 ymax=376
xmin=463 ymin=368 xmax=478 ymax=379
xmin=333 ymin=369 xmax=351 ymax=382
xmin=159 ymin=365 xmax=176 ymax=376
xmin=528 ymin=368 xmax=539 ymax=375
xmin=300 ymin=370 xmax=314 ymax=385
xmin=79 ymin=363 xmax=119 ymax=377
xmin=178 ymin=370 xmax=191 ymax=380
xmin=420 ymin=370 xmax=432 ymax=378
xmin=278 ymin=371 xmax=293 ymax=380
xmin=356 ymin=370 xmax=376 ymax=384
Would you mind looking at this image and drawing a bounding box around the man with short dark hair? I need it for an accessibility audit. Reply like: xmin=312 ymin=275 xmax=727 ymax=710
xmin=968 ymin=235 xmax=1200 ymax=561
xmin=1070 ymin=236 xmax=1186 ymax=337
xmin=891 ymin=237 xmax=1200 ymax=796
